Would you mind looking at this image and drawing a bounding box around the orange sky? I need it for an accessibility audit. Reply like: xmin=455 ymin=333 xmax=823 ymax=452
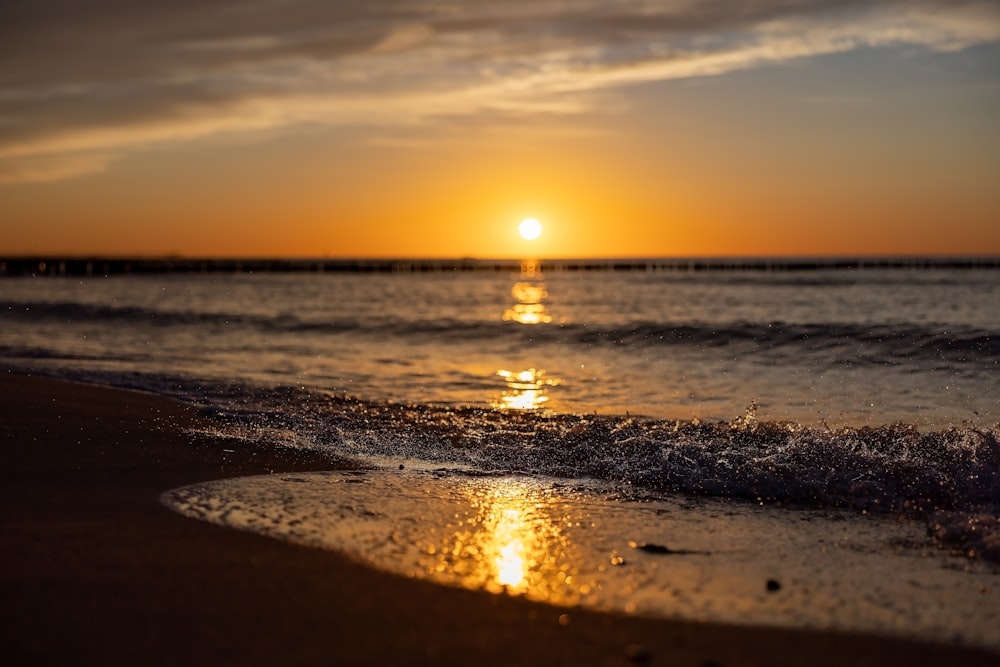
xmin=2 ymin=2 xmax=999 ymax=258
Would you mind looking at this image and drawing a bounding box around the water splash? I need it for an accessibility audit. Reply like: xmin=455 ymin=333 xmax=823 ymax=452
xmin=186 ymin=386 xmax=1000 ymax=561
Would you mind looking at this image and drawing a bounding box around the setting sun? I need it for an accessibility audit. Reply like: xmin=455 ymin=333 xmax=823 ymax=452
xmin=519 ymin=218 xmax=542 ymax=241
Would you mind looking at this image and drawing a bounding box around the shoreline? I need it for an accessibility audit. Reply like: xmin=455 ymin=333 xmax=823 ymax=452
xmin=2 ymin=372 xmax=997 ymax=666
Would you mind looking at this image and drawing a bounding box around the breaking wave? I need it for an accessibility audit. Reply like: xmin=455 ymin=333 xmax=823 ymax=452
xmin=187 ymin=385 xmax=1000 ymax=561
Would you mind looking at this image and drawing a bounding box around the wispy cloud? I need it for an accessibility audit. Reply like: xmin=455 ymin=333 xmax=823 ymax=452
xmin=0 ymin=152 xmax=113 ymax=184
xmin=1 ymin=0 xmax=997 ymax=183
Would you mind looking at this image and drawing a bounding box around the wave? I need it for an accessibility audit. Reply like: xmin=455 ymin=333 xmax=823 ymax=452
xmin=4 ymin=360 xmax=996 ymax=560
xmin=0 ymin=299 xmax=366 ymax=334
xmin=2 ymin=299 xmax=247 ymax=327
xmin=185 ymin=384 xmax=1000 ymax=560
xmin=566 ymin=321 xmax=1000 ymax=364
xmin=4 ymin=298 xmax=998 ymax=367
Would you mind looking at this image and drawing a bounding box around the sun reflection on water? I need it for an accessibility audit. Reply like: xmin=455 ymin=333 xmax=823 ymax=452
xmin=495 ymin=259 xmax=560 ymax=410
xmin=418 ymin=479 xmax=593 ymax=605
xmin=494 ymin=368 xmax=559 ymax=410
xmin=494 ymin=508 xmax=527 ymax=587
xmin=503 ymin=259 xmax=552 ymax=325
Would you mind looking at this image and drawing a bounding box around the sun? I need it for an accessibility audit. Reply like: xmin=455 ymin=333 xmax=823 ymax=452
xmin=519 ymin=218 xmax=542 ymax=241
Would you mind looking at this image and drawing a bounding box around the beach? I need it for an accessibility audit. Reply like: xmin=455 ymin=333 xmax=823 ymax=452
xmin=4 ymin=0 xmax=999 ymax=659
xmin=2 ymin=372 xmax=997 ymax=666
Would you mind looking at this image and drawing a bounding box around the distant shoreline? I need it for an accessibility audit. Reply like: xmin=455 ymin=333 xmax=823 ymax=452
xmin=3 ymin=255 xmax=1000 ymax=277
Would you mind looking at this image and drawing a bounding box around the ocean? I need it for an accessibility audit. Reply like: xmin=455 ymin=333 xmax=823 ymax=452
xmin=4 ymin=258 xmax=999 ymax=426
xmin=3 ymin=258 xmax=1000 ymax=646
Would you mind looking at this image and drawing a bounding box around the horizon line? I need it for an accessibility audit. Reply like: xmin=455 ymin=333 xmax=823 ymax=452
xmin=4 ymin=252 xmax=1000 ymax=262
xmin=4 ymin=255 xmax=1000 ymax=277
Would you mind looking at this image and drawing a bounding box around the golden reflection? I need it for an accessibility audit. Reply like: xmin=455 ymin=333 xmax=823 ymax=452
xmin=503 ymin=259 xmax=552 ymax=325
xmin=494 ymin=259 xmax=561 ymax=410
xmin=419 ymin=479 xmax=593 ymax=605
xmin=494 ymin=508 xmax=527 ymax=587
xmin=494 ymin=368 xmax=559 ymax=410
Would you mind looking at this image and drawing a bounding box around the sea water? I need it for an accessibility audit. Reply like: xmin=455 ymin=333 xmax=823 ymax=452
xmin=3 ymin=260 xmax=999 ymax=646
xmin=162 ymin=468 xmax=1000 ymax=647
xmin=3 ymin=261 xmax=998 ymax=426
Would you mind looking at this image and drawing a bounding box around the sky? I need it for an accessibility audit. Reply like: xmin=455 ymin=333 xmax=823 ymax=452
xmin=1 ymin=0 xmax=999 ymax=259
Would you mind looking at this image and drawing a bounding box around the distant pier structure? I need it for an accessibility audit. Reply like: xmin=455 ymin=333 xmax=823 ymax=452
xmin=2 ymin=256 xmax=998 ymax=277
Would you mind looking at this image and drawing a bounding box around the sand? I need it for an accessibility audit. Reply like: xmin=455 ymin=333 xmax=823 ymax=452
xmin=1 ymin=372 xmax=997 ymax=666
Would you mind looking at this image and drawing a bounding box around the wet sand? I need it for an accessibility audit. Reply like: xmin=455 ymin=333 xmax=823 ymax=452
xmin=1 ymin=372 xmax=997 ymax=666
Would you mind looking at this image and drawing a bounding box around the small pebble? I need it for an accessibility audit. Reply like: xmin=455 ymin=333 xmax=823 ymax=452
xmin=558 ymin=613 xmax=571 ymax=626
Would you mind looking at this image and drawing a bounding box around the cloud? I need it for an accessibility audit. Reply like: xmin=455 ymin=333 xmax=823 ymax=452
xmin=1 ymin=0 xmax=997 ymax=183
xmin=369 ymin=23 xmax=435 ymax=54
xmin=0 ymin=152 xmax=113 ymax=184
